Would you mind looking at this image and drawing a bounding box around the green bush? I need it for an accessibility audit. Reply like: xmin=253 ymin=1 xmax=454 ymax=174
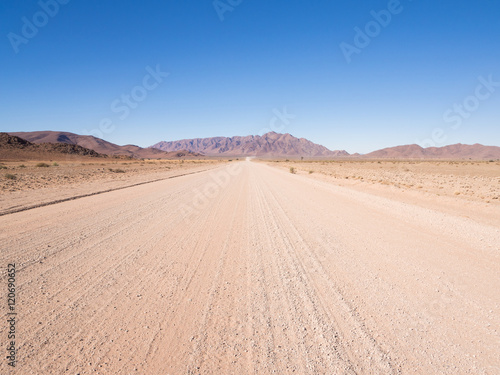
xmin=36 ymin=162 xmax=50 ymax=168
xmin=5 ymin=174 xmax=16 ymax=180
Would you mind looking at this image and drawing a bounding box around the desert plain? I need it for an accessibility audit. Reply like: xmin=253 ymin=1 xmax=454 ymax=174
xmin=0 ymin=158 xmax=499 ymax=374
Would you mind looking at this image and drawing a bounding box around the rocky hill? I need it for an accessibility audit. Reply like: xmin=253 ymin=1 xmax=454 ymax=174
xmin=0 ymin=132 xmax=104 ymax=159
xmin=8 ymin=131 xmax=201 ymax=159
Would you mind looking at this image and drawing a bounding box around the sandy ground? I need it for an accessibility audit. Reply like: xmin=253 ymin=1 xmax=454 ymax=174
xmin=268 ymin=160 xmax=500 ymax=203
xmin=266 ymin=160 xmax=500 ymax=228
xmin=0 ymin=159 xmax=221 ymax=216
xmin=1 ymin=161 xmax=499 ymax=374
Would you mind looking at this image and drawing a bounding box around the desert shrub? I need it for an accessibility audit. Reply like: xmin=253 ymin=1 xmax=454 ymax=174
xmin=36 ymin=162 xmax=50 ymax=168
xmin=109 ymin=168 xmax=125 ymax=173
xmin=0 ymin=165 xmax=7 ymax=169
xmin=309 ymin=170 xmax=314 ymax=174
xmin=5 ymin=173 xmax=16 ymax=180
xmin=289 ymin=167 xmax=296 ymax=174
xmin=18 ymin=164 xmax=26 ymax=168
xmin=52 ymin=162 xmax=59 ymax=166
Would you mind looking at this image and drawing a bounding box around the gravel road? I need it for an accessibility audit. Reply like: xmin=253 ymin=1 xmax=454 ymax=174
xmin=1 ymin=161 xmax=499 ymax=374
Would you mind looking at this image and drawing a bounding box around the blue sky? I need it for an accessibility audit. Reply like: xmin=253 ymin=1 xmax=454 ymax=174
xmin=1 ymin=0 xmax=499 ymax=153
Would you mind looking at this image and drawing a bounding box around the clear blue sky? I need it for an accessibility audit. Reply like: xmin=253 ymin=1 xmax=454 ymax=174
xmin=1 ymin=0 xmax=499 ymax=153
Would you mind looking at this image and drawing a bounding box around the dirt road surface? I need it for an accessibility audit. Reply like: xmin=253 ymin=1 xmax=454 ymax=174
xmin=1 ymin=161 xmax=499 ymax=374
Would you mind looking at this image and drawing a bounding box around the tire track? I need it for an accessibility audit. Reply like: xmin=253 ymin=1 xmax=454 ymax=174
xmin=259 ymin=173 xmax=395 ymax=373
xmin=0 ymin=166 xmax=217 ymax=217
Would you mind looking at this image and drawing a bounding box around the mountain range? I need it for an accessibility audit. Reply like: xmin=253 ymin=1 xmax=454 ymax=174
xmin=7 ymin=131 xmax=202 ymax=159
xmin=3 ymin=130 xmax=500 ymax=160
xmin=151 ymin=132 xmax=500 ymax=159
xmin=364 ymin=143 xmax=500 ymax=160
xmin=151 ymin=132 xmax=349 ymax=157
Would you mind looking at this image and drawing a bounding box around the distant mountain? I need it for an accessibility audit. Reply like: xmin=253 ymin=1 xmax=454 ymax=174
xmin=151 ymin=132 xmax=349 ymax=157
xmin=5 ymin=131 xmax=499 ymax=160
xmin=8 ymin=131 xmax=202 ymax=159
xmin=0 ymin=132 xmax=104 ymax=159
xmin=365 ymin=143 xmax=500 ymax=160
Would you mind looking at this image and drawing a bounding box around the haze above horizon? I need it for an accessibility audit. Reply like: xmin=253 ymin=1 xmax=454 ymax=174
xmin=1 ymin=0 xmax=499 ymax=154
